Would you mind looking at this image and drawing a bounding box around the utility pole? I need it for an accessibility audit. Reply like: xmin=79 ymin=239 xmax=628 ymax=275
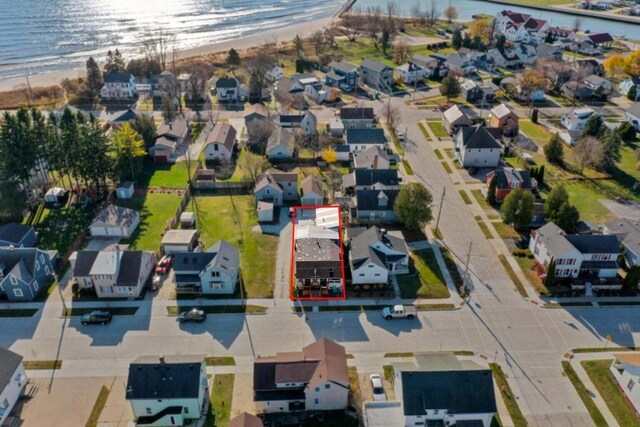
xmin=25 ymin=74 xmax=34 ymax=108
xmin=434 ymin=186 xmax=446 ymax=238
xmin=462 ymin=241 xmax=473 ymax=291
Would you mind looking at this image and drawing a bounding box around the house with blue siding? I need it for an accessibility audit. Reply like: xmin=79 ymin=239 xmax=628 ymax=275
xmin=0 ymin=223 xmax=37 ymax=248
xmin=354 ymin=189 xmax=400 ymax=224
xmin=0 ymin=247 xmax=55 ymax=301
xmin=326 ymin=61 xmax=358 ymax=91
xmin=173 ymin=241 xmax=239 ymax=295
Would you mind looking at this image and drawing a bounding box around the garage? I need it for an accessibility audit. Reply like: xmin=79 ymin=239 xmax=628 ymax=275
xmin=89 ymin=204 xmax=140 ymax=239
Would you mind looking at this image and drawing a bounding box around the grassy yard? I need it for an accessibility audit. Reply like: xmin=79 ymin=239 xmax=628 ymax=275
xmin=427 ymin=121 xmax=448 ymax=138
xmin=402 ymin=159 xmax=414 ymax=175
xmin=33 ymin=207 xmax=93 ymax=255
xmin=582 ymin=359 xmax=640 ymax=427
xmin=519 ymin=120 xmax=551 ymax=146
xmin=441 ymin=161 xmax=453 ymax=174
xmin=137 ymin=160 xmax=196 ymax=189
xmin=397 ymin=249 xmax=450 ymax=299
xmin=492 ymin=221 xmax=520 ymax=239
xmin=205 ymin=357 xmax=236 ymax=366
xmin=23 ymin=360 xmax=62 ymax=370
xmin=208 ymin=374 xmax=234 ymax=427
xmin=458 ymin=190 xmax=472 ymax=205
xmin=490 ymin=363 xmax=528 ymax=427
xmin=471 ymin=189 xmax=497 ymax=212
xmin=440 ymin=247 xmax=463 ymax=288
xmin=475 ymin=217 xmax=494 ymax=239
xmin=118 ymin=192 xmax=184 ymax=251
xmin=498 ymin=254 xmax=527 ymax=297
xmin=166 ymin=305 xmax=266 ymax=315
xmin=513 ymin=255 xmax=547 ymax=295
xmin=418 ymin=123 xmax=432 ymax=141
xmin=383 ymin=365 xmax=394 ymax=382
xmin=193 ymin=195 xmax=278 ymax=298
xmin=85 ymin=385 xmax=110 ymax=427
xmin=561 ymin=361 xmax=608 ymax=427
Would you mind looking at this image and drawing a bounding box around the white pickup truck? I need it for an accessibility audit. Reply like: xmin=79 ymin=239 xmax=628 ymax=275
xmin=382 ymin=305 xmax=417 ymax=320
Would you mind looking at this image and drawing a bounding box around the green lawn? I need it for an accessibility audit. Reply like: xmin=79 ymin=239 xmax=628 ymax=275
xmin=475 ymin=218 xmax=494 ymax=239
xmin=137 ymin=160 xmax=196 ymax=189
xmin=492 ymin=221 xmax=520 ymax=239
xmin=166 ymin=305 xmax=266 ymax=315
xmin=498 ymin=254 xmax=527 ymax=297
xmin=23 ymin=360 xmax=62 ymax=370
xmin=562 ymin=361 xmax=608 ymax=427
xmin=458 ymin=190 xmax=472 ymax=205
xmin=402 ymin=159 xmax=414 ymax=175
xmin=553 ymin=181 xmax=612 ymax=224
xmin=205 ymin=357 xmax=236 ymax=366
xmin=86 ymin=385 xmax=110 ymax=427
xmin=519 ymin=120 xmax=551 ymax=146
xmin=441 ymin=161 xmax=453 ymax=174
xmin=427 ymin=121 xmax=448 ymax=138
xmin=118 ymin=192 xmax=184 ymax=251
xmin=583 ymin=359 xmax=640 ymax=427
xmin=397 ymin=249 xmax=450 ymax=299
xmin=33 ymin=207 xmax=93 ymax=256
xmin=193 ymin=195 xmax=278 ymax=298
xmin=471 ymin=189 xmax=497 ymax=212
xmin=418 ymin=123 xmax=432 ymax=141
xmin=208 ymin=374 xmax=234 ymax=427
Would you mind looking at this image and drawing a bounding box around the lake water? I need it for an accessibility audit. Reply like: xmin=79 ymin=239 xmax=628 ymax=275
xmin=356 ymin=0 xmax=640 ymax=36
xmin=0 ymin=0 xmax=343 ymax=80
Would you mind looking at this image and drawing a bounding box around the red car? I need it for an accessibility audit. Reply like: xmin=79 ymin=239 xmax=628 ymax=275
xmin=155 ymin=255 xmax=174 ymax=275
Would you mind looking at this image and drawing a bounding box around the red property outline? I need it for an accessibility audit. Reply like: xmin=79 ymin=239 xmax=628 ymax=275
xmin=290 ymin=205 xmax=346 ymax=301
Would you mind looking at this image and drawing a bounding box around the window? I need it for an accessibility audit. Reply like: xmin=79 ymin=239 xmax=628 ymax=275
xmin=314 ymin=398 xmax=319 ymax=404
xmin=211 ymin=282 xmax=224 ymax=290
xmin=13 ymin=289 xmax=23 ymax=297
xmin=35 ymin=261 xmax=40 ymax=270
xmin=315 ymin=387 xmax=320 ymax=392
xmin=34 ymin=283 xmax=39 ymax=292
xmin=184 ymin=407 xmax=189 ymax=414
xmin=359 ymin=274 xmax=364 ymax=276
xmin=10 ymin=276 xmax=17 ymax=285
xmin=146 ymin=408 xmax=152 ymax=415
xmin=628 ymin=379 xmax=635 ymax=392
xmin=325 ymin=384 xmax=330 ymax=389
xmin=368 ymin=265 xmax=373 ymax=268
xmin=45 ymin=266 xmax=50 ymax=275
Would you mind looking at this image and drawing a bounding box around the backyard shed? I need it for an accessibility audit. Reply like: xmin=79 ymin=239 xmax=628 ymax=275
xmin=89 ymin=204 xmax=140 ymax=238
xmin=257 ymin=201 xmax=274 ymax=223
xmin=180 ymin=212 xmax=196 ymax=228
xmin=160 ymin=229 xmax=200 ymax=254
xmin=116 ymin=181 xmax=135 ymax=199
xmin=44 ymin=187 xmax=67 ymax=203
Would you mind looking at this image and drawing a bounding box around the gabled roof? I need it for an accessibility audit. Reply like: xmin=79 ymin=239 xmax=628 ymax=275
xmin=489 ymin=168 xmax=532 ymax=190
xmin=126 ymin=355 xmax=205 ymax=400
xmin=116 ymin=251 xmax=146 ymax=287
xmin=587 ymin=33 xmax=614 ymax=44
xmin=524 ymin=18 xmax=547 ymax=30
xmin=0 ymin=247 xmax=51 ymax=285
xmin=0 ymin=346 xmax=23 ymax=393
xmin=329 ymin=60 xmax=358 ymax=73
xmin=229 ymin=413 xmax=264 ymax=427
xmin=295 ymin=238 xmax=341 ymax=262
xmin=350 ymin=226 xmax=408 ymax=269
xmin=456 ymin=125 xmax=502 ymax=150
xmin=156 ymin=117 xmax=189 ymax=140
xmin=443 ymin=105 xmax=472 ymax=125
xmin=0 ymin=223 xmax=35 ymax=247
xmin=244 ymin=103 xmax=269 ymax=118
xmin=340 ymin=107 xmax=374 ymax=121
xmin=173 ymin=241 xmax=239 ymax=275
xmin=254 ymin=169 xmax=297 ymax=192
xmin=266 ymin=126 xmax=295 ymax=153
xmin=604 ymin=218 xmax=640 ymax=255
xmin=565 ymin=234 xmax=619 ymax=255
xmin=500 ymin=10 xmax=531 ymax=24
xmin=205 ymin=122 xmax=237 ymax=152
xmin=355 ymin=189 xmax=399 ymax=211
xmin=216 ymin=76 xmax=239 ymax=88
xmin=627 ymin=102 xmax=640 ymax=118
xmin=300 ymin=175 xmax=323 ymax=198
xmin=346 ymin=128 xmax=387 ymax=145
xmin=104 ymin=73 xmax=134 ymax=83
xmin=353 ymin=146 xmax=389 ymax=169
xmin=90 ymin=205 xmax=139 ymax=229
xmin=353 ymin=169 xmax=399 ymax=187
xmin=490 ymin=104 xmax=516 ymax=120
xmin=361 ymin=58 xmax=392 ymax=73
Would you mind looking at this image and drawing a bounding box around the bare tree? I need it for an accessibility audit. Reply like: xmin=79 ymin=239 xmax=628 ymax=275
xmin=385 ymin=1 xmax=398 ymax=32
xmin=140 ymin=28 xmax=176 ymax=71
xmin=426 ymin=0 xmax=439 ymax=28
xmin=572 ymin=17 xmax=583 ymax=33
xmin=340 ymin=13 xmax=364 ymax=42
xmin=410 ymin=2 xmax=426 ymax=27
xmin=246 ymin=120 xmax=274 ymax=154
xmin=238 ymin=150 xmax=267 ymax=183
xmin=186 ymin=63 xmax=213 ymax=108
xmin=573 ymin=136 xmax=604 ymax=174
xmin=311 ymin=30 xmax=326 ymax=56
xmin=324 ymin=27 xmax=338 ymax=49
xmin=393 ymin=40 xmax=411 ymax=64
xmin=443 ymin=6 xmax=458 ymax=23
xmin=365 ymin=6 xmax=384 ymax=50
xmin=274 ymin=90 xmax=294 ymax=114
xmin=537 ymin=58 xmax=572 ymax=93
xmin=383 ymin=99 xmax=401 ymax=133
xmin=245 ymin=52 xmax=273 ymax=103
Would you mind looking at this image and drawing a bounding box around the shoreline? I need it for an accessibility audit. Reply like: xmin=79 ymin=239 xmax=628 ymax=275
xmin=0 ymin=16 xmax=335 ymax=92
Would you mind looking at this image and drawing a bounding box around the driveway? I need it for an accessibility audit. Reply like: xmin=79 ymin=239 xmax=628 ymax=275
xmin=273 ymin=212 xmax=293 ymax=299
xmin=600 ymin=198 xmax=640 ymax=219
xmin=230 ymin=373 xmax=255 ymax=420
xmin=98 ymin=376 xmax=134 ymax=427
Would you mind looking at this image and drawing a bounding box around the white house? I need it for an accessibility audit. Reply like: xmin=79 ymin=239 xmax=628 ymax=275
xmin=266 ymin=127 xmax=295 ymax=159
xmin=173 ymin=241 xmax=240 ymax=295
xmin=529 ymin=222 xmax=619 ymax=280
xmin=101 ymin=73 xmax=137 ymax=100
xmin=279 ymin=111 xmax=317 ymax=136
xmin=126 ymin=355 xmax=208 ymax=427
xmin=253 ymin=338 xmax=349 ymax=414
xmin=89 ymin=204 xmax=140 ymax=238
xmin=254 ymin=170 xmax=298 ymax=207
xmin=203 ymin=122 xmax=237 ymax=161
xmin=266 ymin=64 xmax=284 ymax=82
xmin=611 ymin=354 xmax=640 ymax=415
xmin=561 ymin=107 xmax=596 ymax=131
xmin=71 ymin=249 xmax=155 ymax=299
xmin=619 ymin=78 xmax=640 ymax=98
xmin=495 ymin=10 xmax=548 ymax=43
xmin=442 ymin=105 xmax=473 ymax=136
xmin=300 ymin=175 xmax=324 ymax=206
xmin=603 ymin=218 xmax=640 ymax=268
xmin=348 ymin=227 xmax=409 ymax=285
xmin=346 ymin=128 xmax=388 ymax=154
xmin=363 ymin=353 xmax=497 ymax=427
xmin=453 ymin=125 xmax=502 ymax=168
xmin=626 ymin=103 xmax=640 ymax=131
xmin=0 ymin=347 xmax=27 ymax=426
xmin=216 ymin=76 xmax=241 ymax=103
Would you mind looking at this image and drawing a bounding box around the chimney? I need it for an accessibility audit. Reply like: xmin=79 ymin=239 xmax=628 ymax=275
xmin=159 ymin=355 xmax=165 ymax=366
xmin=373 ymin=155 xmax=378 ymax=169
xmin=169 ymin=123 xmax=172 ymax=130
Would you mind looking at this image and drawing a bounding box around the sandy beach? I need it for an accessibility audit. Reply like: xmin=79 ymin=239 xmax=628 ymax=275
xmin=0 ymin=16 xmax=335 ymax=92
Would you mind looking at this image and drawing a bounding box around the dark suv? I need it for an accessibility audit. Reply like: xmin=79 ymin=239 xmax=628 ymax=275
xmin=80 ymin=310 xmax=112 ymax=325
xmin=178 ymin=308 xmax=207 ymax=323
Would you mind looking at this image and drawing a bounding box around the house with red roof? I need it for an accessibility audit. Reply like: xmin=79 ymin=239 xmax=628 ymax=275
xmin=495 ymin=10 xmax=548 ymax=43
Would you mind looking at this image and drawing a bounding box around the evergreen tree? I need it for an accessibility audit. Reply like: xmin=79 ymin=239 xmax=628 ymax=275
xmin=496 ymin=35 xmax=506 ymax=49
xmin=580 ymin=114 xmax=605 ymax=139
xmin=544 ymin=133 xmax=564 ymax=165
xmin=628 ymin=85 xmax=637 ymax=102
xmin=131 ymin=114 xmax=157 ymax=149
xmin=545 ymin=185 xmax=580 ymax=232
xmin=601 ymin=130 xmax=622 ymax=171
xmin=381 ymin=30 xmax=391 ymax=54
xmin=544 ymin=258 xmax=556 ymax=289
xmin=537 ymin=165 xmax=545 ymax=186
xmin=85 ymin=57 xmax=103 ymax=99
xmin=293 ymin=34 xmax=304 ymax=59
xmin=486 ymin=175 xmax=497 ymax=205
xmin=530 ymin=108 xmax=538 ymax=124
xmin=113 ymin=49 xmax=126 ymax=73
xmin=462 ymin=33 xmax=473 ymax=48
xmin=226 ymin=48 xmax=241 ymax=74
xmin=623 ymin=266 xmax=640 ymax=292
xmin=472 ymin=36 xmax=484 ymax=50
xmin=617 ymin=121 xmax=636 ymax=142
xmin=452 ymin=30 xmax=463 ymax=50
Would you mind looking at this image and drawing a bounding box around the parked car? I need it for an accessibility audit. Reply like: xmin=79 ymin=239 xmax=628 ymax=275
xmin=152 ymin=274 xmax=162 ymax=290
xmin=81 ymin=310 xmax=112 ymax=325
xmin=382 ymin=305 xmax=417 ymax=320
xmin=370 ymin=374 xmax=386 ymax=401
xmin=178 ymin=308 xmax=207 ymax=323
xmin=397 ymin=132 xmax=405 ymax=142
xmin=155 ymin=255 xmax=174 ymax=275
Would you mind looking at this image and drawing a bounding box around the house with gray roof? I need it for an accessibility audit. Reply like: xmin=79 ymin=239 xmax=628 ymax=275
xmin=101 ymin=73 xmax=137 ymax=100
xmin=300 ymin=175 xmax=324 ymax=206
xmin=149 ymin=117 xmax=191 ymax=163
xmin=266 ymin=126 xmax=295 ymax=159
xmin=364 ymin=352 xmax=497 ymax=427
xmin=0 ymin=247 xmax=55 ymax=301
xmin=0 ymin=346 xmax=27 ymax=426
xmin=342 ymin=169 xmax=400 ymax=194
xmin=353 ymin=189 xmax=400 ymax=224
xmin=0 ymin=223 xmax=36 ymax=248
xmin=71 ymin=249 xmax=154 ymax=299
xmin=352 ymin=146 xmax=390 ymax=170
xmin=442 ymin=105 xmax=473 ymax=136
xmin=530 ymin=222 xmax=620 ymax=281
xmin=203 ymin=122 xmax=237 ymax=161
xmin=359 ymin=59 xmax=394 ymax=93
xmin=626 ymin=102 xmax=640 ymax=131
xmin=340 ymin=107 xmax=376 ymax=129
xmin=348 ymin=226 xmax=408 ymax=285
xmin=173 ymin=241 xmax=239 ymax=295
xmin=326 ymin=61 xmax=358 ymax=91
xmin=254 ymin=169 xmax=298 ymax=207
xmin=345 ymin=128 xmax=388 ymax=154
xmin=126 ymin=355 xmax=207 ymax=426
xmin=89 ymin=204 xmax=140 ymax=238
xmin=453 ymin=125 xmax=502 ymax=168
xmin=603 ymin=218 xmax=640 ymax=268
